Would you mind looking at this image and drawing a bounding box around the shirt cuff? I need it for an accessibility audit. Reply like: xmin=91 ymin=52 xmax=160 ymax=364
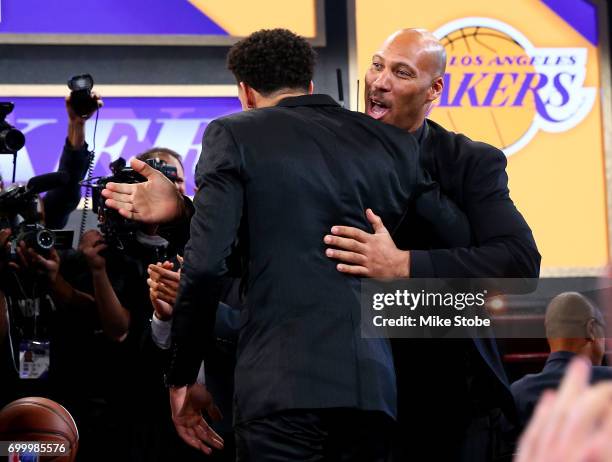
xmin=151 ymin=313 xmax=172 ymax=350
xmin=196 ymin=361 xmax=206 ymax=386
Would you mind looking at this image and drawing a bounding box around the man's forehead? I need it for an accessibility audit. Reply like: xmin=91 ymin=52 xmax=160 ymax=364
xmin=373 ymin=43 xmax=421 ymax=68
xmin=376 ymin=33 xmax=442 ymax=75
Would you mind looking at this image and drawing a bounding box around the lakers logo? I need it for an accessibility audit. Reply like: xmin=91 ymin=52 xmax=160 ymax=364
xmin=432 ymin=18 xmax=596 ymax=156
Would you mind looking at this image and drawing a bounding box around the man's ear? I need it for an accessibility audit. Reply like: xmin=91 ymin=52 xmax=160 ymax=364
xmin=586 ymin=318 xmax=599 ymax=343
xmin=428 ymin=76 xmax=444 ymax=103
xmin=308 ymin=81 xmax=314 ymax=94
xmin=239 ymin=82 xmax=257 ymax=109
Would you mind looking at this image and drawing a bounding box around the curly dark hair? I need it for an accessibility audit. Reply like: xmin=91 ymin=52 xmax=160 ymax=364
xmin=227 ymin=28 xmax=316 ymax=96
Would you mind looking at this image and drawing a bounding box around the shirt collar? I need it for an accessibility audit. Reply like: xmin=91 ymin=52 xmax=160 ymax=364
xmin=413 ymin=121 xmax=428 ymax=146
xmin=546 ymin=350 xmax=577 ymax=364
xmin=275 ymin=94 xmax=341 ymax=108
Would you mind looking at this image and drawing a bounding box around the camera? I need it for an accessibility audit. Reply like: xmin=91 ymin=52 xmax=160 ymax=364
xmin=89 ymin=158 xmax=178 ymax=249
xmin=14 ymin=223 xmax=55 ymax=254
xmin=140 ymin=158 xmax=178 ymax=183
xmin=68 ymin=74 xmax=98 ymax=117
xmin=0 ymin=102 xmax=26 ymax=154
xmin=0 ymin=172 xmax=70 ymax=257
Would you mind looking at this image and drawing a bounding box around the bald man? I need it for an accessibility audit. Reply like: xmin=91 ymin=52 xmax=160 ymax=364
xmin=511 ymin=292 xmax=612 ymax=427
xmin=324 ymin=29 xmax=541 ymax=461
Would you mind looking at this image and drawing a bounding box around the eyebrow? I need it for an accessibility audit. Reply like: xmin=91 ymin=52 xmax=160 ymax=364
xmin=372 ymin=54 xmax=417 ymax=74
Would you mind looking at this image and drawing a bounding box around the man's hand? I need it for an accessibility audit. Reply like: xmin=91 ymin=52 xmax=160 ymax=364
xmin=66 ymin=91 xmax=103 ymax=122
xmin=8 ymin=241 xmax=61 ymax=284
xmin=516 ymin=358 xmax=612 ymax=462
xmin=169 ymin=384 xmax=224 ymax=455
xmin=147 ymin=260 xmax=180 ymax=320
xmin=79 ymin=230 xmax=107 ymax=272
xmin=0 ymin=228 xmax=11 ymax=272
xmin=324 ymin=208 xmax=410 ymax=278
xmin=101 ymin=158 xmax=184 ymax=224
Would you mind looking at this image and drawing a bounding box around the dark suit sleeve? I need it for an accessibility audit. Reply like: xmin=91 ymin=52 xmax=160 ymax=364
xmin=410 ymin=148 xmax=541 ymax=280
xmin=43 ymin=140 xmax=92 ymax=229
xmin=166 ymin=120 xmax=244 ymax=386
xmin=410 ymin=168 xmax=471 ymax=248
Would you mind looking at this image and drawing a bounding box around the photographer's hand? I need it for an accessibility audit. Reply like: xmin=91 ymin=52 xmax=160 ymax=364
xmin=0 ymin=228 xmax=10 ymax=272
xmin=80 ymin=230 xmax=130 ymax=341
xmin=102 ymin=158 xmax=186 ymax=224
xmin=79 ymin=229 xmax=107 ymax=272
xmin=30 ymin=248 xmax=61 ymax=284
xmin=8 ymin=242 xmax=60 ymax=284
xmin=66 ymin=91 xmax=103 ymax=150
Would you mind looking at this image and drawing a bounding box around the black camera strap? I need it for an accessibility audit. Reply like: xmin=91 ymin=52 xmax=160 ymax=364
xmin=78 ymin=109 xmax=100 ymax=242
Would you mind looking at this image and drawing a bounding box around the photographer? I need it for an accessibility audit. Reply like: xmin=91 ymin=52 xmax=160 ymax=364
xmin=0 ymin=228 xmax=10 ymax=346
xmin=0 ymin=288 xmax=6 ymax=346
xmin=43 ymin=92 xmax=102 ymax=229
xmin=102 ymin=154 xmax=242 ymax=459
xmin=0 ymin=238 xmax=87 ymax=408
xmin=76 ymin=150 xmax=211 ymax=461
xmin=79 ymin=229 xmax=131 ymax=341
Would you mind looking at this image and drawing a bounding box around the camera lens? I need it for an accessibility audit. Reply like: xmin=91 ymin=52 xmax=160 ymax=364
xmin=68 ymin=74 xmax=94 ymax=92
xmin=0 ymin=127 xmax=26 ymax=152
xmin=36 ymin=229 xmax=55 ymax=250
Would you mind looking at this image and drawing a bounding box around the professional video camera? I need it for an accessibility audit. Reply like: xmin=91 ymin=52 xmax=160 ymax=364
xmin=0 ymin=172 xmax=70 ymax=257
xmin=89 ymin=157 xmax=178 ymax=249
xmin=0 ymin=102 xmax=26 ymax=154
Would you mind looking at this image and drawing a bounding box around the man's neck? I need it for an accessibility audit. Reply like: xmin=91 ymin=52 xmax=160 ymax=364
xmin=257 ymin=90 xmax=308 ymax=108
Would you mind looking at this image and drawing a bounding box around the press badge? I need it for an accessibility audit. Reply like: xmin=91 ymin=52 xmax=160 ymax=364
xmin=19 ymin=340 xmax=50 ymax=379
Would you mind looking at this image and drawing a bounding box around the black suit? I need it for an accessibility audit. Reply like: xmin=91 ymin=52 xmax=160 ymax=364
xmin=168 ymin=95 xmax=471 ymax=460
xmin=511 ymin=351 xmax=612 ymax=428
xmin=391 ymin=119 xmax=541 ymax=461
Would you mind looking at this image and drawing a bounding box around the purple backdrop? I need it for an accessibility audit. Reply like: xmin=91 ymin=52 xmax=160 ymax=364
xmin=0 ymin=97 xmax=242 ymax=195
xmin=0 ymin=0 xmax=227 ymax=35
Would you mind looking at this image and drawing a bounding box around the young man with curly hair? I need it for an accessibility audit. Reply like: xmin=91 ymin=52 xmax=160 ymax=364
xmin=106 ymin=28 xmax=470 ymax=461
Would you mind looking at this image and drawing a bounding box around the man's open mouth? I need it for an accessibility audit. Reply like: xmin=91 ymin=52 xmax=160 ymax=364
xmin=367 ymin=98 xmax=390 ymax=120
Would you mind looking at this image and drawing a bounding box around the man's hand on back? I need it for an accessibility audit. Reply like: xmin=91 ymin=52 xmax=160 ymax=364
xmin=324 ymin=208 xmax=410 ymax=278
xmin=102 ymin=158 xmax=185 ymax=224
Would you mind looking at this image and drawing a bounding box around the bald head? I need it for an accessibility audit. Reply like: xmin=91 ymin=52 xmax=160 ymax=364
xmin=545 ymin=292 xmax=606 ymax=365
xmin=381 ymin=29 xmax=447 ymax=78
xmin=546 ymin=292 xmax=604 ymax=338
xmin=364 ymin=28 xmax=447 ymax=132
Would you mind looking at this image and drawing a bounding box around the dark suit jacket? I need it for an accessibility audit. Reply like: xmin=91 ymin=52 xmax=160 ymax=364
xmin=168 ymin=94 xmax=471 ymax=424
xmin=406 ymin=119 xmax=540 ymax=280
xmin=44 ymin=140 xmax=92 ymax=229
xmin=511 ymin=351 xmax=612 ymax=426
xmin=393 ymin=119 xmax=541 ymax=423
